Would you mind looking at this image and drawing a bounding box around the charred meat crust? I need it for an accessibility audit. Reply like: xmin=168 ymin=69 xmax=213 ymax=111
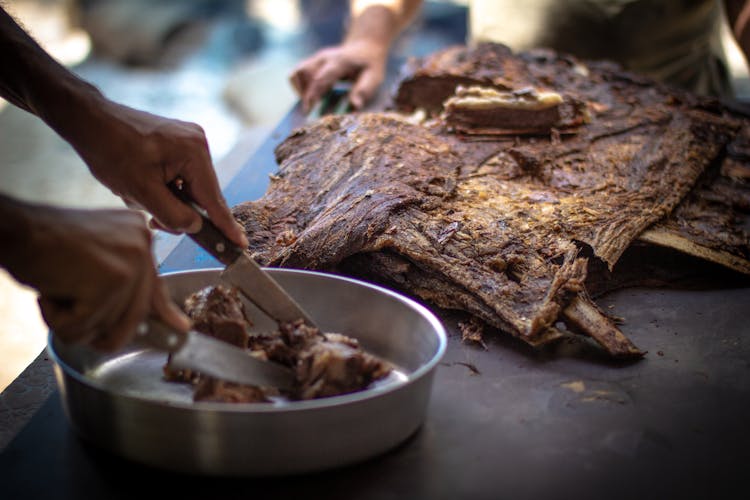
xmin=232 ymin=43 xmax=748 ymax=359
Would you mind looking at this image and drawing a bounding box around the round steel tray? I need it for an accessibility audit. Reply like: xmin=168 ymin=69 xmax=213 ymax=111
xmin=49 ymin=268 xmax=446 ymax=476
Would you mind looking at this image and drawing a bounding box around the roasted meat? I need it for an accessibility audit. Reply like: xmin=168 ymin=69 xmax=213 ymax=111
xmin=279 ymin=320 xmax=392 ymax=399
xmin=639 ymin=125 xmax=750 ymax=275
xmin=395 ymin=43 xmax=750 ymax=274
xmin=184 ymin=285 xmax=251 ymax=348
xmin=232 ymin=43 xmax=748 ymax=358
xmin=193 ymin=378 xmax=271 ymax=404
xmin=394 ymin=44 xmax=597 ymax=115
xmin=442 ymin=85 xmax=587 ymax=135
xmin=162 ymin=284 xmax=252 ymax=386
xmin=163 ymin=285 xmax=392 ymax=402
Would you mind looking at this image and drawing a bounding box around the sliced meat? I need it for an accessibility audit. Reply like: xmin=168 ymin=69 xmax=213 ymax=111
xmin=164 ymin=285 xmax=392 ymax=402
xmin=184 ymin=285 xmax=251 ymax=348
xmin=279 ymin=320 xmax=392 ymax=400
xmin=193 ymin=378 xmax=271 ymax=403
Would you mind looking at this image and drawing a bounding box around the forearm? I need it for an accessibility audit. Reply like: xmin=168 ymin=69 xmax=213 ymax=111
xmin=725 ymin=0 xmax=750 ymax=63
xmin=0 ymin=193 xmax=38 ymax=284
xmin=0 ymin=7 xmax=104 ymax=145
xmin=0 ymin=8 xmax=245 ymax=248
xmin=346 ymin=0 xmax=422 ymax=48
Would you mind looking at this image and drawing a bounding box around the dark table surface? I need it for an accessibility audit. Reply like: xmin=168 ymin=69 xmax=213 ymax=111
xmin=4 ymin=99 xmax=750 ymax=500
xmin=3 ymin=4 xmax=750 ymax=499
xmin=2 ymin=282 xmax=750 ymax=500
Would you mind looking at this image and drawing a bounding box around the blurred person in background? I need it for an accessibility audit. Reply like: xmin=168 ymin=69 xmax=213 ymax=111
xmin=0 ymin=6 xmax=248 ymax=351
xmin=290 ymin=0 xmax=750 ymax=112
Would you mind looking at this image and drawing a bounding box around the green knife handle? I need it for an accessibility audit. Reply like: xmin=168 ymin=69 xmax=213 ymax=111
xmin=168 ymin=181 xmax=244 ymax=266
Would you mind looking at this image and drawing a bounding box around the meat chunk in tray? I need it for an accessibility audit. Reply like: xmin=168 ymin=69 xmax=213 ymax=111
xmin=163 ymin=285 xmax=392 ymax=403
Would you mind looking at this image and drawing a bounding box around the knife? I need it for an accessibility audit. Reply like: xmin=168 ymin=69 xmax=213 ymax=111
xmin=137 ymin=318 xmax=294 ymax=389
xmin=309 ymin=82 xmax=352 ymax=119
xmin=168 ymin=182 xmax=317 ymax=328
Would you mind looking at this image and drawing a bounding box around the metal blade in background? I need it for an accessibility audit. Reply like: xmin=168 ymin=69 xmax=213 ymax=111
xmin=308 ymin=82 xmax=352 ymax=120
xmin=222 ymin=254 xmax=316 ymax=327
xmin=168 ymin=330 xmax=294 ymax=390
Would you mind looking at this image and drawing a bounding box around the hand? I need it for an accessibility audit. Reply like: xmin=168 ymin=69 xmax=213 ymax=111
xmin=10 ymin=205 xmax=189 ymax=351
xmin=68 ymin=97 xmax=248 ymax=247
xmin=0 ymin=6 xmax=246 ymax=248
xmin=290 ymin=40 xmax=388 ymax=113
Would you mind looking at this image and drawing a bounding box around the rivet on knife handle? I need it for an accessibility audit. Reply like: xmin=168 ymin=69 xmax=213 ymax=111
xmin=167 ymin=180 xmax=318 ymax=328
xmin=168 ymin=181 xmax=243 ymax=266
xmin=136 ymin=319 xmax=187 ymax=353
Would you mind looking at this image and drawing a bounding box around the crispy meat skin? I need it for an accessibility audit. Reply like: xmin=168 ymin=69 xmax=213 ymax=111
xmin=397 ymin=43 xmax=749 ymax=270
xmin=233 ymin=110 xmax=730 ymax=354
xmin=232 ymin=43 xmax=746 ymax=358
xmin=394 ymin=44 xmax=599 ymax=115
xmin=643 ymin=125 xmax=750 ymax=268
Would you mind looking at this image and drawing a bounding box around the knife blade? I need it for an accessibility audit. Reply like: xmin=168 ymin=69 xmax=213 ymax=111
xmin=168 ymin=182 xmax=317 ymax=327
xmin=137 ymin=318 xmax=294 ymax=389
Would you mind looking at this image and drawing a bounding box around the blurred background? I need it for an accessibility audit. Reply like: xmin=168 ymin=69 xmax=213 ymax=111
xmin=1 ymin=0 xmax=748 ymax=391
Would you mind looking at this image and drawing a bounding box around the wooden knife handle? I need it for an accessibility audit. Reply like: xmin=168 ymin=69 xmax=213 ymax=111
xmin=168 ymin=181 xmax=243 ymax=266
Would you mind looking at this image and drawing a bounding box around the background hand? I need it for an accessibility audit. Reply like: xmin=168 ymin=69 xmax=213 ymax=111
xmin=289 ymin=40 xmax=388 ymax=113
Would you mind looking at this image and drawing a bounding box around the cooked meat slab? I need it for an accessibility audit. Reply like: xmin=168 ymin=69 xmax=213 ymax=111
xmin=233 ymin=110 xmax=732 ymax=355
xmin=396 ymin=43 xmax=749 ymax=271
xmin=233 ymin=43 xmax=748 ymax=358
xmin=641 ymin=125 xmax=750 ymax=274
